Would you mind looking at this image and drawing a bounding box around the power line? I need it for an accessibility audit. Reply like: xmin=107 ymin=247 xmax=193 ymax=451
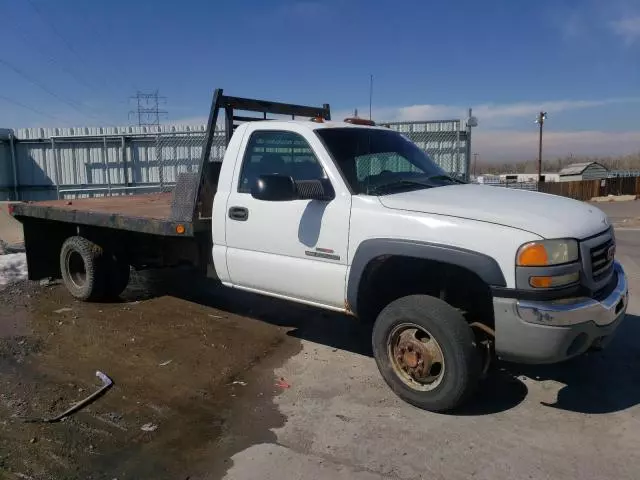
xmin=24 ymin=0 xmax=138 ymax=93
xmin=129 ymin=91 xmax=168 ymax=126
xmin=1 ymin=1 xmax=130 ymax=112
xmin=0 ymin=57 xmax=113 ymax=124
xmin=25 ymin=0 xmax=84 ymax=65
xmin=0 ymin=94 xmax=60 ymax=121
xmin=6 ymin=20 xmax=100 ymax=95
xmin=24 ymin=0 xmax=109 ymax=92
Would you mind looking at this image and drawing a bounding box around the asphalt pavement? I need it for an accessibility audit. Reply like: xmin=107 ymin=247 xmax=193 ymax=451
xmin=220 ymin=228 xmax=640 ymax=480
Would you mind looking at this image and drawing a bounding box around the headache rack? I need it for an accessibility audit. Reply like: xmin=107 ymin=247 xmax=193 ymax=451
xmin=189 ymin=89 xmax=332 ymax=222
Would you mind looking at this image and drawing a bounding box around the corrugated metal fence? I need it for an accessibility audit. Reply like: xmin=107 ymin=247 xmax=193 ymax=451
xmin=0 ymin=119 xmax=472 ymax=201
xmin=0 ymin=125 xmax=222 ymax=201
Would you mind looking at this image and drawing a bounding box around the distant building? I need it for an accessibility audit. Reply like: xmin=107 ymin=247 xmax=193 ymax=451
xmin=559 ymin=162 xmax=608 ymax=182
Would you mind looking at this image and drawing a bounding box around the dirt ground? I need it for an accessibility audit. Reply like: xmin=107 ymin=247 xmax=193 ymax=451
xmin=0 ymin=270 xmax=333 ymax=480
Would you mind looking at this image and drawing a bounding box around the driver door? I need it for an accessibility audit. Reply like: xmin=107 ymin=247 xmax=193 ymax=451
xmin=224 ymin=128 xmax=351 ymax=309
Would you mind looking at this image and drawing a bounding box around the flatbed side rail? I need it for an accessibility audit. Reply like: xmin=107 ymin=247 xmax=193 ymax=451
xmin=11 ymin=203 xmax=194 ymax=237
xmin=194 ymin=88 xmax=331 ymax=220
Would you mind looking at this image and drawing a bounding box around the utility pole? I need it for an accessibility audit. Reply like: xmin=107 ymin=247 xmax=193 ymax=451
xmin=128 ymin=90 xmax=167 ymax=126
xmin=535 ymin=111 xmax=547 ymax=183
xmin=369 ymin=74 xmax=373 ymax=120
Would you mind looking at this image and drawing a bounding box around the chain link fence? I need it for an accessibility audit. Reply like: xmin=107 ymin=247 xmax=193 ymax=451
xmin=51 ymin=131 xmax=227 ymax=199
xmin=382 ymin=120 xmax=471 ymax=180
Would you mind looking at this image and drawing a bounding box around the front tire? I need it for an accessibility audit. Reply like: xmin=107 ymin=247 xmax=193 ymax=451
xmin=372 ymin=294 xmax=481 ymax=412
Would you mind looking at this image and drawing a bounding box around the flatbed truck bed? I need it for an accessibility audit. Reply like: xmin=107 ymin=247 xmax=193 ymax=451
xmin=10 ymin=192 xmax=192 ymax=237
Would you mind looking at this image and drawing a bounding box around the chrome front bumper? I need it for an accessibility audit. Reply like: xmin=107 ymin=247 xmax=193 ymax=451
xmin=493 ymin=262 xmax=628 ymax=364
xmin=517 ymin=262 xmax=628 ymax=327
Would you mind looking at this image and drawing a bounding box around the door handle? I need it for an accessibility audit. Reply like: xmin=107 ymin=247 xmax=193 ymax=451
xmin=228 ymin=206 xmax=249 ymax=221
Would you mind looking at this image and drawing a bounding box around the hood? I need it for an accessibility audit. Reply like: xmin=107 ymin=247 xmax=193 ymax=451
xmin=378 ymin=184 xmax=609 ymax=239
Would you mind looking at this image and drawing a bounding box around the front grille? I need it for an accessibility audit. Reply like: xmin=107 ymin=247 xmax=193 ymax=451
xmin=590 ymin=238 xmax=615 ymax=282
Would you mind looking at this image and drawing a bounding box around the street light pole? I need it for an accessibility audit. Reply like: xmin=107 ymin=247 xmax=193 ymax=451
xmin=535 ymin=111 xmax=547 ymax=183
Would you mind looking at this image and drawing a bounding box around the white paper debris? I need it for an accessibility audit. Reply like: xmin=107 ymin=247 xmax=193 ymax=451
xmin=140 ymin=423 xmax=158 ymax=432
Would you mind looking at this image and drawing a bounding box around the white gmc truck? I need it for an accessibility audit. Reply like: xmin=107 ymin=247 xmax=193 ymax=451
xmin=12 ymin=90 xmax=629 ymax=412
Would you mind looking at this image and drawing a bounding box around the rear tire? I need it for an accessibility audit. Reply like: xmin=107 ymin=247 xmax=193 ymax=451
xmin=104 ymin=256 xmax=130 ymax=299
xmin=60 ymin=236 xmax=108 ymax=301
xmin=372 ymin=294 xmax=481 ymax=412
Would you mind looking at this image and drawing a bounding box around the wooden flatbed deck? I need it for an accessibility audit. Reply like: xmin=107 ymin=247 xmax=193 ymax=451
xmin=34 ymin=193 xmax=174 ymax=220
xmin=12 ymin=193 xmax=197 ymax=237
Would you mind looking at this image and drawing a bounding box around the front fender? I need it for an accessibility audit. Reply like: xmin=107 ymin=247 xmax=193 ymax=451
xmin=346 ymin=238 xmax=506 ymax=316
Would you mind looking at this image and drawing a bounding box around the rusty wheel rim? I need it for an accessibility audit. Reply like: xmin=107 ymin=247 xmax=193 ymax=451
xmin=66 ymin=250 xmax=87 ymax=289
xmin=386 ymin=323 xmax=445 ymax=392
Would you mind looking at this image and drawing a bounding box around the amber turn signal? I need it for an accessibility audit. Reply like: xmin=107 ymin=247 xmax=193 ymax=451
xmin=517 ymin=243 xmax=548 ymax=266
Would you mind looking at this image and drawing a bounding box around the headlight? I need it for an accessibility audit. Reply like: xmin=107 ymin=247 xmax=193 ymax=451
xmin=516 ymin=239 xmax=579 ymax=267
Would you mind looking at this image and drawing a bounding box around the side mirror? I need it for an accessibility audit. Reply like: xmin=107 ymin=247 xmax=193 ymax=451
xmin=251 ymin=174 xmax=297 ymax=201
xmin=250 ymin=175 xmax=336 ymax=202
xmin=295 ymin=179 xmax=335 ymax=201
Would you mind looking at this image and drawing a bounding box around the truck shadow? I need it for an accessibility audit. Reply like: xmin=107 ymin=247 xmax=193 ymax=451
xmin=125 ymin=270 xmax=640 ymax=416
xmin=126 ymin=268 xmax=375 ymax=356
xmin=501 ymin=313 xmax=640 ymax=415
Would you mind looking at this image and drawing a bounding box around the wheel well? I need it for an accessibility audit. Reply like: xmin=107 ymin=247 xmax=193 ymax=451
xmin=356 ymin=256 xmax=495 ymax=327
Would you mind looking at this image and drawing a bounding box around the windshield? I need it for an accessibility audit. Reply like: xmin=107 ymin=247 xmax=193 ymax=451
xmin=315 ymin=127 xmax=461 ymax=195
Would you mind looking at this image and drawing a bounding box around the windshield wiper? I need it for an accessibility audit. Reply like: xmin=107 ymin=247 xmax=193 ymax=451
xmin=425 ymin=174 xmax=466 ymax=184
xmin=367 ymin=179 xmax=432 ymax=195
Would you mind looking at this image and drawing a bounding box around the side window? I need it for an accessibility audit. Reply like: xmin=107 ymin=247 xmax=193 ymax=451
xmin=238 ymin=131 xmax=326 ymax=193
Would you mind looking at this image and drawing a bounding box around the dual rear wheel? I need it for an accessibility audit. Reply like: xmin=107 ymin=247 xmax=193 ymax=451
xmin=60 ymin=236 xmax=130 ymax=301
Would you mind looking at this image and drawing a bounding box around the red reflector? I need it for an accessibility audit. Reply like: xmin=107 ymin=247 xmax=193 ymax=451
xmin=7 ymin=204 xmax=15 ymax=216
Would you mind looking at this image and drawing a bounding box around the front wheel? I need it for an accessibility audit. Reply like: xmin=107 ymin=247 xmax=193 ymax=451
xmin=372 ymin=295 xmax=481 ymax=412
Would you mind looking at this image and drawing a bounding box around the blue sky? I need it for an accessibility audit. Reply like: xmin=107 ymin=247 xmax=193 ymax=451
xmin=0 ymin=0 xmax=639 ymax=161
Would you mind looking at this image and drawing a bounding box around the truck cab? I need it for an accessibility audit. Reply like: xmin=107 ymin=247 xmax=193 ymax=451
xmin=211 ymin=115 xmax=628 ymax=412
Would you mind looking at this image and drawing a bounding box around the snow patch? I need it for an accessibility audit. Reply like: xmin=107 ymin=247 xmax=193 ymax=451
xmin=0 ymin=253 xmax=27 ymax=289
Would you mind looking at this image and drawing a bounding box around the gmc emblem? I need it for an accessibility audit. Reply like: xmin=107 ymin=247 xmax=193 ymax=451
xmin=607 ymin=245 xmax=615 ymax=261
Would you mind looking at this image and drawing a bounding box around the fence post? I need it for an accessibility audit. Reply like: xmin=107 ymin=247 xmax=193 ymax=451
xmin=121 ymin=136 xmax=129 ymax=187
xmin=455 ymin=124 xmax=461 ymax=178
xmin=9 ymin=133 xmax=18 ymax=201
xmin=51 ymin=138 xmax=60 ymax=199
xmin=102 ymin=136 xmax=111 ymax=196
xmin=465 ymin=109 xmax=473 ymax=182
xmin=156 ymin=134 xmax=163 ymax=190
